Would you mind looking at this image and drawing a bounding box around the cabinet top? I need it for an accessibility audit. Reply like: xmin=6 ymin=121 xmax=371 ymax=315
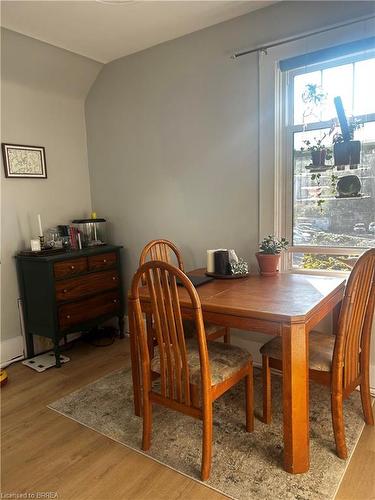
xmin=16 ymin=244 xmax=123 ymax=262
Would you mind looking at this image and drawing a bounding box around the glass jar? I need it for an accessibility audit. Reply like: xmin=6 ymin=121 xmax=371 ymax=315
xmin=71 ymin=219 xmax=107 ymax=247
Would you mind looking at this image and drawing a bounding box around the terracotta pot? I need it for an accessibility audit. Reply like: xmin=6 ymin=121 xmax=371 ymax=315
xmin=256 ymin=252 xmax=281 ymax=276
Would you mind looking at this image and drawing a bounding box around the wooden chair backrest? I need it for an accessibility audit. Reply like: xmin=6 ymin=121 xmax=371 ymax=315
xmin=140 ymin=239 xmax=184 ymax=271
xmin=129 ymin=260 xmax=211 ymax=407
xmin=333 ymin=248 xmax=375 ymax=392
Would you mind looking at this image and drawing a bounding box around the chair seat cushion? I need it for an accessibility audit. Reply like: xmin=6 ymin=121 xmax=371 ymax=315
xmin=151 ymin=339 xmax=251 ymax=386
xmin=260 ymin=330 xmax=336 ymax=372
xmin=183 ymin=320 xmax=225 ymax=338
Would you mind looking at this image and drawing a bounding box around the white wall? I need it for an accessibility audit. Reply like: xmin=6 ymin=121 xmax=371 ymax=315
xmin=85 ymin=1 xmax=374 ymax=294
xmin=1 ymin=29 xmax=102 ymax=362
xmin=85 ymin=2 xmax=375 ymax=371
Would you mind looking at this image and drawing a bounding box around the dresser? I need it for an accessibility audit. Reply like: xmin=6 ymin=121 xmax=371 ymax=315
xmin=16 ymin=245 xmax=124 ymax=367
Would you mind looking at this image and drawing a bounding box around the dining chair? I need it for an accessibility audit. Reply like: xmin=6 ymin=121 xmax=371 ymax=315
xmin=129 ymin=260 xmax=254 ymax=480
xmin=140 ymin=239 xmax=230 ymax=343
xmin=260 ymin=248 xmax=375 ymax=459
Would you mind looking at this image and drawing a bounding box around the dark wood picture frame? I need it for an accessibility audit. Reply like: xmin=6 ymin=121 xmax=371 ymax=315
xmin=2 ymin=143 xmax=47 ymax=178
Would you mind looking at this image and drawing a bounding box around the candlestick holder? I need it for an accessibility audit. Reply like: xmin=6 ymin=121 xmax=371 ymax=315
xmin=39 ymin=235 xmax=45 ymax=249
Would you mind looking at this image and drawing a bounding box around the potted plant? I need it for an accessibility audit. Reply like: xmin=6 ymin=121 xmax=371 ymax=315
xmin=333 ymin=97 xmax=362 ymax=168
xmin=301 ymin=134 xmax=332 ymax=168
xmin=332 ymin=119 xmax=362 ymax=167
xmin=256 ymin=235 xmax=289 ymax=276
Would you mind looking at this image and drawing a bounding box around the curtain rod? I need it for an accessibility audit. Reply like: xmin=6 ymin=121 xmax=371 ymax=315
xmin=231 ymin=14 xmax=375 ymax=59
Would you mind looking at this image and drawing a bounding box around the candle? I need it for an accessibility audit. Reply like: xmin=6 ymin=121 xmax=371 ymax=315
xmin=37 ymin=214 xmax=43 ymax=237
xmin=206 ymin=250 xmax=216 ymax=273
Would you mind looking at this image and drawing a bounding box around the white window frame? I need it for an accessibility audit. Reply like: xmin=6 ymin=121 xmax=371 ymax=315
xmin=283 ymin=52 xmax=375 ymax=274
xmin=258 ymin=16 xmax=375 ymax=276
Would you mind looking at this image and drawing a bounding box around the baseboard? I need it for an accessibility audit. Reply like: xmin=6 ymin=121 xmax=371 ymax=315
xmin=0 ymin=331 xmax=104 ymax=369
xmin=0 ymin=335 xmax=25 ymax=368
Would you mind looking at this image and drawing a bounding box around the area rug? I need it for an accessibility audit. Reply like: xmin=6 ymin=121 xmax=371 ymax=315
xmin=48 ymin=368 xmax=366 ymax=500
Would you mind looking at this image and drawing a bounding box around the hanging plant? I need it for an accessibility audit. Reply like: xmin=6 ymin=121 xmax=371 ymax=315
xmin=330 ymin=172 xmax=339 ymax=192
xmin=301 ymin=83 xmax=327 ymax=126
xmin=310 ymin=171 xmax=338 ymax=212
xmin=302 ymin=83 xmax=327 ymax=106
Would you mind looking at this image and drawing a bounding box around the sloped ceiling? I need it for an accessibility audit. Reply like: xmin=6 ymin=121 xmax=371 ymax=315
xmin=1 ymin=1 xmax=278 ymax=63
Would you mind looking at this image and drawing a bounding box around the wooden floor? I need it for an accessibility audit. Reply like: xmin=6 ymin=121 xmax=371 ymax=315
xmin=2 ymin=338 xmax=374 ymax=500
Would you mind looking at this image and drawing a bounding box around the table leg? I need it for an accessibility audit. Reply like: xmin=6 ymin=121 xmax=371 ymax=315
xmin=128 ymin=302 xmax=142 ymax=417
xmin=282 ymin=322 xmax=309 ymax=473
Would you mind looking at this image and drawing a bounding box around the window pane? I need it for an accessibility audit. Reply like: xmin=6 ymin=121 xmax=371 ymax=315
xmin=293 ymin=122 xmax=375 ymax=250
xmin=321 ymin=63 xmax=353 ymax=121
xmin=356 ymin=121 xmax=375 ymax=144
xmin=354 ymin=58 xmax=375 ymax=115
xmin=293 ymin=71 xmax=321 ymax=125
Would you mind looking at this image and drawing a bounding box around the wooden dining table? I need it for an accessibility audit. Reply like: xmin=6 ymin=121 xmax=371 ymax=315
xmin=128 ymin=269 xmax=346 ymax=474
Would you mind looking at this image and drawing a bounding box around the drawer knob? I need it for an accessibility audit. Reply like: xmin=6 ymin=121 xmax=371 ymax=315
xmin=113 ymin=299 xmax=118 ymax=303
xmin=63 ymin=289 xmax=68 ymax=293
xmin=66 ymin=314 xmax=71 ymax=319
xmin=71 ymin=265 xmax=75 ymax=270
xmin=103 ymin=259 xmax=107 ymax=263
xmin=112 ymin=276 xmax=116 ymax=281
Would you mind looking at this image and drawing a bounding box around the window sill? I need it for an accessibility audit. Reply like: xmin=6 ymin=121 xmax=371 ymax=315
xmin=287 ymin=268 xmax=350 ymax=279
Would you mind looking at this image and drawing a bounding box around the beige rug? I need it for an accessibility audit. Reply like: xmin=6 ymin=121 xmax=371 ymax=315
xmin=48 ymin=368 xmax=366 ymax=500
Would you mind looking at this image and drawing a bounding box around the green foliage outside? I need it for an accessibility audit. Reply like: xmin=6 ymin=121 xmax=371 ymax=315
xmin=302 ymin=254 xmax=351 ymax=271
xmin=298 ymin=233 xmax=374 ymax=271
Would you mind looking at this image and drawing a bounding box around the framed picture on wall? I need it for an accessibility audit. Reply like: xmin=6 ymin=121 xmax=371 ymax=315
xmin=2 ymin=143 xmax=47 ymax=178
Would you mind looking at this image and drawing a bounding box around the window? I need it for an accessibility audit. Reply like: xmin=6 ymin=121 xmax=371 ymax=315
xmin=285 ymin=51 xmax=375 ymax=272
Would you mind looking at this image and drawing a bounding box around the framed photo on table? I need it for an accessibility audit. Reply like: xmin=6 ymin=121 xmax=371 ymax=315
xmin=2 ymin=143 xmax=47 ymax=178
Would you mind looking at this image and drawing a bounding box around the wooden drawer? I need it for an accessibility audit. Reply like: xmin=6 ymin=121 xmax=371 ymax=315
xmin=54 ymin=258 xmax=87 ymax=279
xmin=88 ymin=252 xmax=117 ymax=271
xmin=58 ymin=290 xmax=120 ymax=331
xmin=55 ymin=270 xmax=120 ymax=302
